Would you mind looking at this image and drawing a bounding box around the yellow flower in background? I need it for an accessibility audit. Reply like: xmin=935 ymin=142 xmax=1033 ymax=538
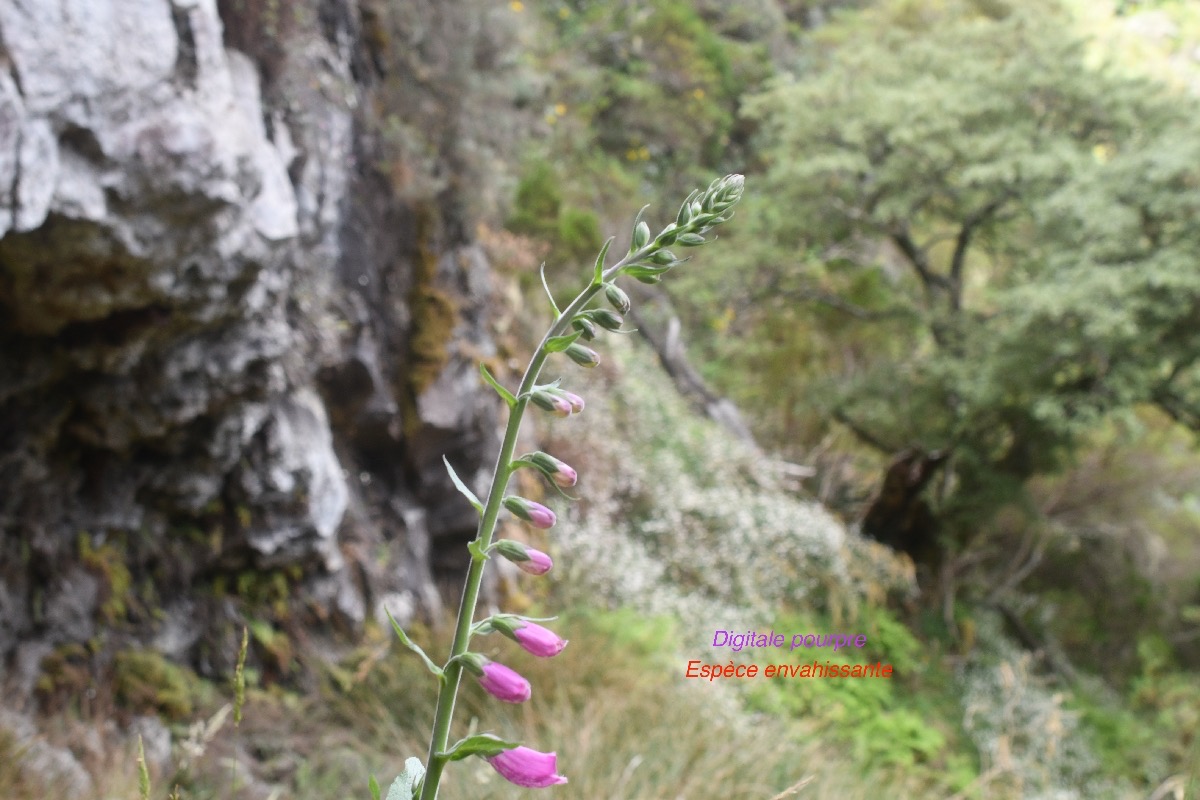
xmin=1092 ymin=143 xmax=1114 ymax=164
xmin=510 ymin=0 xmax=524 ymax=12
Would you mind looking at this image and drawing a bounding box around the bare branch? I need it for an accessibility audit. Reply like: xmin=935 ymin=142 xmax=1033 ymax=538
xmin=890 ymin=227 xmax=949 ymax=301
xmin=832 ymin=408 xmax=896 ymax=454
xmin=949 ymin=194 xmax=1012 ymax=311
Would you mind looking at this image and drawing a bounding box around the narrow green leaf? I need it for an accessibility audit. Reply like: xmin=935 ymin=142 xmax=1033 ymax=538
xmin=233 ymin=625 xmax=247 ymax=726
xmin=592 ymin=235 xmax=614 ymax=285
xmin=629 ymin=205 xmax=652 ymax=254
xmin=137 ymin=736 xmax=151 ymax=800
xmin=676 ymin=191 xmax=697 ymax=227
xmin=441 ymin=734 xmax=520 ymax=762
xmin=444 ymin=455 xmax=483 ymax=514
xmin=544 ymin=330 xmax=583 ymax=353
xmin=369 ymin=775 xmax=382 ymax=800
xmin=540 ymin=262 xmax=561 ymax=316
xmin=631 ymin=203 xmax=651 ymax=231
xmin=622 ymin=265 xmax=672 ymax=281
xmin=386 ymin=610 xmax=444 ymax=678
xmin=384 ymin=758 xmax=426 ymax=800
xmin=479 ymin=362 xmax=517 ymax=407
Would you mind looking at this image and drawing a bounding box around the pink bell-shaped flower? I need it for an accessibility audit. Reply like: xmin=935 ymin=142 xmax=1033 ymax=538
xmin=511 ymin=621 xmax=568 ymax=658
xmin=477 ymin=659 xmax=531 ymax=704
xmin=487 ymin=746 xmax=568 ymax=788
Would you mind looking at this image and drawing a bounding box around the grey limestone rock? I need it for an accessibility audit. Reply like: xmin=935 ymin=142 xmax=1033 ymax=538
xmin=0 ymin=0 xmax=503 ymax=710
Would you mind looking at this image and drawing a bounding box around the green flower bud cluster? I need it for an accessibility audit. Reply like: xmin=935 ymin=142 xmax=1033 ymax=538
xmin=620 ymin=173 xmax=745 ymax=285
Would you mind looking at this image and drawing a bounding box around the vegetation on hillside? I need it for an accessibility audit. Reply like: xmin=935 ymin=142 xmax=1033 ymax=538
xmin=6 ymin=1 xmax=1199 ymax=798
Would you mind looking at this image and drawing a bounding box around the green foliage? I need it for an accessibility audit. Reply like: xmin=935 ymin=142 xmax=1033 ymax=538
xmin=322 ymin=605 xmax=943 ymax=799
xmin=742 ymin=608 xmax=973 ymax=786
xmin=79 ymin=533 xmax=134 ymax=623
xmin=114 ymin=650 xmax=199 ymax=720
xmin=34 ymin=643 xmax=94 ymax=712
xmin=1067 ymin=630 xmax=1200 ymax=790
xmin=506 ymin=162 xmax=601 ymax=267
xmin=681 ymin=0 xmax=1200 ymax=538
xmin=552 ymin=0 xmax=751 ymax=168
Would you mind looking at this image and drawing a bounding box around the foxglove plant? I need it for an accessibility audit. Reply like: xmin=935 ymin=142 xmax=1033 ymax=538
xmin=377 ymin=175 xmax=744 ymax=799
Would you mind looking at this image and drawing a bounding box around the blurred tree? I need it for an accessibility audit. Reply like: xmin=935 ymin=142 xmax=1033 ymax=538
xmin=682 ymin=0 xmax=1200 ymax=564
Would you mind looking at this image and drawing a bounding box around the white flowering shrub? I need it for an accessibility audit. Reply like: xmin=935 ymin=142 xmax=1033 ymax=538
xmin=959 ymin=613 xmax=1128 ymax=800
xmin=547 ymin=336 xmax=907 ymax=635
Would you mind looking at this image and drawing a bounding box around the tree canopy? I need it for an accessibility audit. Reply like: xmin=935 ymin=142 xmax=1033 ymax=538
xmin=678 ymin=0 xmax=1200 ymax=543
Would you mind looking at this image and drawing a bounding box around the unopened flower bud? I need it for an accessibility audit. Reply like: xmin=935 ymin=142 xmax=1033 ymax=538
xmin=553 ymin=389 xmax=585 ymax=414
xmin=494 ymin=539 xmax=554 ymax=575
xmin=706 ymin=173 xmax=744 ymax=213
xmin=529 ymin=451 xmax=578 ymax=487
xmin=588 ymin=309 xmax=623 ymax=332
xmin=632 ymin=220 xmax=650 ymax=251
xmin=658 ymin=223 xmax=679 ymax=246
xmin=604 ymin=283 xmax=631 ymax=314
xmin=564 ymin=343 xmax=600 ymax=369
xmin=464 ymin=655 xmax=531 ymax=704
xmin=506 ymin=620 xmax=568 ymax=658
xmin=504 ymin=496 xmax=556 ymax=529
xmin=531 ymin=390 xmax=572 ymax=417
xmin=486 ymin=746 xmax=568 ymax=788
xmin=571 ymin=316 xmax=597 ymax=341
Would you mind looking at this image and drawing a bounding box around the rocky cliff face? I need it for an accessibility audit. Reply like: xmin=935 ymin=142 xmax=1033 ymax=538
xmin=0 ymin=0 xmax=508 ymax=704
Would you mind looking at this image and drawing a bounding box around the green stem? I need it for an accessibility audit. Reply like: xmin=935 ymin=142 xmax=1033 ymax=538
xmin=417 ymin=250 xmax=648 ymax=799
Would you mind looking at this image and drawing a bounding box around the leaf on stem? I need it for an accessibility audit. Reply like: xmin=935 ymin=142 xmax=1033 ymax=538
xmin=540 ymin=262 xmax=561 ymax=317
xmin=441 ymin=733 xmax=520 ymax=762
xmin=622 ymin=265 xmax=672 ymax=282
xmin=383 ymin=758 xmax=426 ymax=800
xmin=544 ymin=329 xmax=583 ymax=353
xmin=479 ymin=362 xmax=517 ymax=408
xmin=467 ymin=538 xmax=488 ymax=562
xmin=443 ymin=455 xmax=483 ymax=514
xmin=592 ymin=235 xmax=614 ymax=285
xmin=386 ymin=609 xmax=445 ymax=679
xmin=369 ymin=775 xmax=382 ymax=800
